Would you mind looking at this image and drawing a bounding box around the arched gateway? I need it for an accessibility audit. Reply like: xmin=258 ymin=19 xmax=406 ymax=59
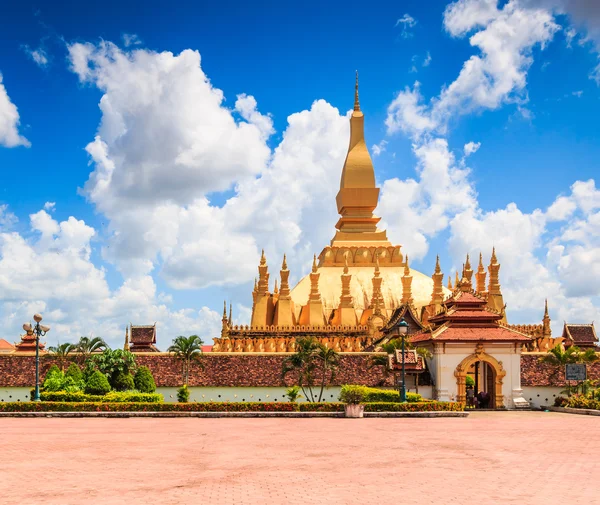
xmin=455 ymin=347 xmax=506 ymax=409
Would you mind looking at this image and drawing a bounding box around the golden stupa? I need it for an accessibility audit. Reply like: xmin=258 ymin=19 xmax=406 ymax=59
xmin=212 ymin=75 xmax=556 ymax=353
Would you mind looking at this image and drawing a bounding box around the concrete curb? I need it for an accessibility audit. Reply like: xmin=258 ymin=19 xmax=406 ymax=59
xmin=0 ymin=411 xmax=468 ymax=419
xmin=548 ymin=406 xmax=600 ymax=416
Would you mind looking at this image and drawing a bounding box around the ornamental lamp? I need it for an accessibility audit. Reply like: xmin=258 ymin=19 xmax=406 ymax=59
xmin=33 ymin=313 xmax=43 ymax=323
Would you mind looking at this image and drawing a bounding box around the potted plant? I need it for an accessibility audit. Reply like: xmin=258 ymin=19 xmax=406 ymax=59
xmin=339 ymin=385 xmax=365 ymax=418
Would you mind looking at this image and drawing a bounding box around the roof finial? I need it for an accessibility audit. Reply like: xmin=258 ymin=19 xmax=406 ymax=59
xmin=312 ymin=254 xmax=318 ymax=273
xmin=544 ymin=298 xmax=549 ymax=318
xmin=491 ymin=246 xmax=497 ymax=263
xmin=282 ymin=254 xmax=288 ymax=270
xmin=434 ymin=255 xmax=441 ymax=274
xmin=404 ymin=255 xmax=410 ymax=276
xmin=223 ymin=300 xmax=227 ymax=318
xmin=354 ymin=70 xmax=360 ymax=111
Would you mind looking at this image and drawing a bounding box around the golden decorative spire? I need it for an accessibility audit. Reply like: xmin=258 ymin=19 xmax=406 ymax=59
xmin=488 ymin=248 xmax=501 ymax=295
xmin=222 ymin=300 xmax=227 ymax=320
xmin=431 ymin=255 xmax=444 ymax=305
xmin=228 ymin=303 xmax=233 ymax=326
xmin=455 ymin=270 xmax=460 ymax=287
xmin=331 ymin=73 xmax=389 ymax=246
xmin=274 ymin=279 xmax=279 ymax=295
xmin=257 ymin=250 xmax=269 ymax=296
xmin=542 ymin=299 xmax=551 ymax=336
xmin=401 ymin=255 xmax=413 ymax=304
xmin=464 ymin=254 xmax=473 ymax=283
xmin=354 ymin=70 xmax=360 ymax=111
xmin=279 ymin=254 xmax=291 ymax=300
xmin=370 ymin=260 xmax=384 ymax=312
xmin=308 ymin=254 xmax=321 ymax=303
xmin=447 ymin=274 xmax=453 ymax=290
xmin=124 ymin=326 xmax=130 ymax=351
xmin=476 ymin=252 xmax=487 ymax=294
xmin=340 ymin=255 xmax=354 ymax=309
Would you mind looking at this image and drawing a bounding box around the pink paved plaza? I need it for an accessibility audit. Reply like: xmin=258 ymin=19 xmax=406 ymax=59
xmin=1 ymin=411 xmax=598 ymax=504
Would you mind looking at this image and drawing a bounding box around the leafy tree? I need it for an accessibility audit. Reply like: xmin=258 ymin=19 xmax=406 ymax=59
xmin=76 ymin=336 xmax=108 ymax=363
xmin=168 ymin=335 xmax=204 ymax=385
xmin=134 ymin=366 xmax=156 ymax=393
xmin=44 ymin=364 xmax=62 ymax=382
xmin=65 ymin=362 xmax=83 ymax=382
xmin=85 ymin=370 xmax=111 ymax=395
xmin=112 ymin=371 xmax=135 ymax=391
xmin=85 ymin=349 xmax=137 ymax=383
xmin=282 ymin=337 xmax=339 ymax=402
xmin=46 ymin=343 xmax=75 ymax=371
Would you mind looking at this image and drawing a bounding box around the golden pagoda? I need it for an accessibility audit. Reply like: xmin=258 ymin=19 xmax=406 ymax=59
xmin=212 ymin=75 xmax=557 ymax=353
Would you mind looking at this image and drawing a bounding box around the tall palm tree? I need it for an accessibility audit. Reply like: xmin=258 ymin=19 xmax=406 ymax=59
xmin=76 ymin=336 xmax=108 ymax=364
xmin=282 ymin=337 xmax=339 ymax=402
xmin=46 ymin=342 xmax=75 ymax=371
xmin=540 ymin=344 xmax=598 ymax=394
xmin=168 ymin=335 xmax=204 ymax=385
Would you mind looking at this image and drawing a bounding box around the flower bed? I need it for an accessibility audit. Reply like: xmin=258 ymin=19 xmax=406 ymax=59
xmin=564 ymin=396 xmax=600 ymax=410
xmin=0 ymin=400 xmax=463 ymax=413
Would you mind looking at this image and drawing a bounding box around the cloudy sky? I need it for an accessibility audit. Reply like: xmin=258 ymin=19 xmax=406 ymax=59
xmin=0 ymin=0 xmax=599 ymax=348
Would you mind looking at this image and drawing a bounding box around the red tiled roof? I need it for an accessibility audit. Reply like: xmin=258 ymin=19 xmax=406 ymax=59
xmin=0 ymin=339 xmax=14 ymax=350
xmin=411 ymin=325 xmax=531 ymax=343
xmin=388 ymin=349 xmax=425 ymax=371
xmin=131 ymin=325 xmax=156 ymax=344
xmin=450 ymin=291 xmax=485 ymax=304
xmin=562 ymin=324 xmax=598 ymax=345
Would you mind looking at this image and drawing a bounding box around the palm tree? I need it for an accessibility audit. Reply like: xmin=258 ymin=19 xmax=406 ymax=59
xmin=282 ymin=337 xmax=339 ymax=402
xmin=76 ymin=336 xmax=108 ymax=364
xmin=540 ymin=344 xmax=598 ymax=394
xmin=168 ymin=335 xmax=204 ymax=385
xmin=46 ymin=342 xmax=75 ymax=371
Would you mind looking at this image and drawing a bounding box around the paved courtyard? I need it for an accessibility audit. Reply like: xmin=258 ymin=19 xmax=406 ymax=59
xmin=1 ymin=411 xmax=598 ymax=504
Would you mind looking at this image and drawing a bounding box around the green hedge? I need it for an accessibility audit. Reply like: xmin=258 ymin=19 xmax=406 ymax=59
xmin=364 ymin=401 xmax=464 ymax=412
xmin=39 ymin=391 xmax=163 ymax=403
xmin=299 ymin=402 xmax=344 ymax=412
xmin=0 ymin=400 xmax=462 ymax=413
xmin=339 ymin=385 xmax=423 ymax=403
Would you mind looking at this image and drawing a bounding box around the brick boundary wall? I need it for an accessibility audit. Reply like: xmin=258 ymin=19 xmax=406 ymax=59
xmin=0 ymin=353 xmax=397 ymax=388
xmin=1 ymin=352 xmax=597 ymax=388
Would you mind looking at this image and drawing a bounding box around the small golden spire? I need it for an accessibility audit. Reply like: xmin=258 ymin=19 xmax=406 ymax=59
xmin=455 ymin=270 xmax=460 ymax=286
xmin=354 ymin=70 xmax=360 ymax=111
xmin=404 ymin=255 xmax=410 ymax=276
xmin=465 ymin=254 xmax=471 ymax=270
xmin=491 ymin=246 xmax=497 ymax=263
xmin=434 ymin=255 xmax=441 ymax=274
xmin=253 ymin=278 xmax=258 ymax=291
xmin=228 ymin=303 xmax=233 ymax=326
xmin=274 ymin=279 xmax=279 ymax=294
xmin=260 ymin=249 xmax=266 ymax=265
xmin=223 ymin=300 xmax=227 ymax=318
xmin=478 ymin=252 xmax=484 ymax=269
xmin=312 ymin=254 xmax=318 ymax=273
xmin=544 ymin=298 xmax=549 ymax=318
xmin=282 ymin=254 xmax=288 ymax=270
xmin=124 ymin=326 xmax=130 ymax=351
xmin=447 ymin=275 xmax=453 ymax=290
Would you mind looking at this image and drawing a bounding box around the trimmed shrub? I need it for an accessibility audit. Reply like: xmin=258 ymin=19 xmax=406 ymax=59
xmin=299 ymin=402 xmax=344 ymax=412
xmin=363 ymin=401 xmax=464 ymax=412
xmin=44 ymin=364 xmax=62 ymax=381
xmin=65 ymin=363 xmax=83 ymax=382
xmin=177 ymin=385 xmax=190 ymax=403
xmin=112 ymin=371 xmax=135 ymax=392
xmin=338 ymin=385 xmax=423 ymax=403
xmin=134 ymin=366 xmax=156 ymax=394
xmin=465 ymin=375 xmax=475 ymax=387
xmin=40 ymin=391 xmax=163 ymax=403
xmin=339 ymin=385 xmax=366 ymax=404
xmin=85 ymin=370 xmax=111 ymax=395
xmin=565 ymin=395 xmax=600 ymax=410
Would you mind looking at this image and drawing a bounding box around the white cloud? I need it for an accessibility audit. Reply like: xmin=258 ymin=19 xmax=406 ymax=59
xmin=0 ymin=73 xmax=30 ymax=148
xmin=386 ymin=0 xmax=559 ymax=138
xmin=0 ymin=204 xmax=17 ymax=231
xmin=463 ymin=141 xmax=481 ymax=156
xmin=423 ymin=51 xmax=432 ymax=67
xmin=44 ymin=202 xmax=56 ymax=212
xmin=396 ymin=13 xmax=417 ymax=38
xmin=0 ymin=205 xmax=221 ymax=348
xmin=122 ymin=33 xmax=142 ymax=47
xmin=24 ymin=46 xmax=49 ymax=67
xmin=372 ymin=139 xmax=388 ymax=157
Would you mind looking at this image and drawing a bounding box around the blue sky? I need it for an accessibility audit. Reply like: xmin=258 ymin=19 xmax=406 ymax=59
xmin=0 ymin=0 xmax=599 ymax=347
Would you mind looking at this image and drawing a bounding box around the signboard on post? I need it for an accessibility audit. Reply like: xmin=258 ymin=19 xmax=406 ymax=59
xmin=565 ymin=364 xmax=587 ymax=382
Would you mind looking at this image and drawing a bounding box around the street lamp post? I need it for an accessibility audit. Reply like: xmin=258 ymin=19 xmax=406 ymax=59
xmin=388 ymin=318 xmax=410 ymax=402
xmin=398 ymin=318 xmax=409 ymax=402
xmin=23 ymin=314 xmax=51 ymax=402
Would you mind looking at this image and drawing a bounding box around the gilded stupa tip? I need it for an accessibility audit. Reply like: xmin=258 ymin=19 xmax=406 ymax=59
xmin=404 ymin=255 xmax=410 ymax=275
xmin=434 ymin=255 xmax=441 ymax=274
xmin=491 ymin=246 xmax=497 ymax=263
xmin=260 ymin=249 xmax=266 ymax=265
xmin=274 ymin=279 xmax=279 ymax=294
xmin=312 ymin=254 xmax=318 ymax=273
xmin=282 ymin=254 xmax=288 ymax=270
xmin=222 ymin=300 xmax=227 ymax=318
xmin=354 ymin=70 xmax=360 ymax=112
xmin=544 ymin=298 xmax=549 ymax=318
xmin=465 ymin=253 xmax=471 ymax=269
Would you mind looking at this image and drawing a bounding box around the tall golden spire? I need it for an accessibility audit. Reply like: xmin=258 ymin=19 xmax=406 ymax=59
xmin=464 ymin=254 xmax=473 ymax=284
xmin=228 ymin=303 xmax=233 ymax=326
xmin=124 ymin=326 xmax=130 ymax=351
xmin=487 ymin=247 xmax=506 ymax=323
xmin=431 ymin=255 xmax=444 ymax=305
xmin=542 ymin=299 xmax=551 ymax=337
xmin=401 ymin=255 xmax=413 ymax=304
xmin=476 ymin=252 xmax=487 ymax=294
xmin=370 ymin=257 xmax=385 ymax=312
xmin=331 ymin=73 xmax=389 ymax=247
xmin=272 ymin=254 xmax=293 ymax=327
xmin=447 ymin=274 xmax=453 ymax=290
xmin=278 ymin=254 xmax=291 ymax=300
xmin=308 ymin=254 xmax=321 ymax=303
